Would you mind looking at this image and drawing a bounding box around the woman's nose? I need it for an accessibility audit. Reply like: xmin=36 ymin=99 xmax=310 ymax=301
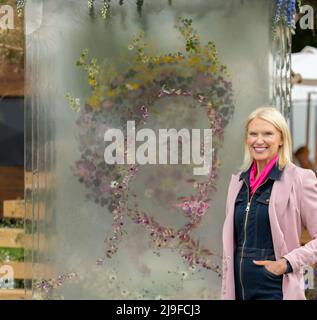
xmin=255 ymin=136 xmax=264 ymax=144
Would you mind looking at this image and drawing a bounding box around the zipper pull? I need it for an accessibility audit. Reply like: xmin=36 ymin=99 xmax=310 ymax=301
xmin=245 ymin=202 xmax=250 ymax=213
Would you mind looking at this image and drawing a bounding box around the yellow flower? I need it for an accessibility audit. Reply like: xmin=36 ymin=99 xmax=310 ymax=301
xmin=175 ymin=55 xmax=184 ymax=62
xmin=188 ymin=56 xmax=200 ymax=66
xmin=88 ymin=95 xmax=99 ymax=111
xmin=107 ymin=90 xmax=116 ymax=97
xmin=88 ymin=78 xmax=98 ymax=87
xmin=209 ymin=64 xmax=218 ymax=73
xmin=126 ymin=83 xmax=140 ymax=90
xmin=152 ymin=57 xmax=161 ymax=64
xmin=215 ymin=159 xmax=221 ymax=169
xmin=163 ymin=56 xmax=173 ymax=63
xmin=198 ymin=64 xmax=207 ymax=72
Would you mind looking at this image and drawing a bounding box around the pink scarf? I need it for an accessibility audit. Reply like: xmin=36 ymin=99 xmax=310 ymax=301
xmin=249 ymin=154 xmax=279 ymax=195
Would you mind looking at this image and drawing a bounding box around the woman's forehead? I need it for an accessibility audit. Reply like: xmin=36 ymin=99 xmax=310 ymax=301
xmin=248 ymin=118 xmax=278 ymax=130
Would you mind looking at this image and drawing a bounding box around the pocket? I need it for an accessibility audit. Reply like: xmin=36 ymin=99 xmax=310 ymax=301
xmin=263 ymin=266 xmax=283 ymax=279
xmin=255 ymin=192 xmax=270 ymax=205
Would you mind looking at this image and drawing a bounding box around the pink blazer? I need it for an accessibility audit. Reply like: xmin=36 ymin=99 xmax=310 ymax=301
xmin=221 ymin=162 xmax=317 ymax=300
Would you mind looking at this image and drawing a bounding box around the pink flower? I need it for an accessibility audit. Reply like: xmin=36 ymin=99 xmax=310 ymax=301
xmin=174 ymin=200 xmax=209 ymax=217
xmin=76 ymin=160 xmax=95 ymax=179
xmin=96 ymin=124 xmax=109 ymax=139
xmin=102 ymin=100 xmax=113 ymax=111
xmin=76 ymin=113 xmax=93 ymax=128
xmin=196 ymin=201 xmax=209 ymax=216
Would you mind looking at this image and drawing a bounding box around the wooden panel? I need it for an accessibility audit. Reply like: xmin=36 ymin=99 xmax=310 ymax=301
xmin=3 ymin=199 xmax=45 ymax=221
xmin=0 ymin=228 xmax=24 ymax=248
xmin=3 ymin=200 xmax=24 ymax=219
xmin=0 ymin=228 xmax=46 ymax=250
xmin=25 ymin=171 xmax=51 ymax=190
xmin=0 ymin=64 xmax=24 ymax=97
xmin=0 ymin=261 xmax=32 ymax=279
xmin=0 ymin=289 xmax=32 ymax=300
xmin=0 ymin=166 xmax=24 ymax=218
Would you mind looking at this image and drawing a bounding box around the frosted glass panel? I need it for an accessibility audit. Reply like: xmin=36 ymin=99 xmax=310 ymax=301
xmin=25 ymin=0 xmax=290 ymax=299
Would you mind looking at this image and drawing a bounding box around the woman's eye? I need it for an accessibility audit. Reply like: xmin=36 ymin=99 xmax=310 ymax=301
xmin=249 ymin=132 xmax=257 ymax=136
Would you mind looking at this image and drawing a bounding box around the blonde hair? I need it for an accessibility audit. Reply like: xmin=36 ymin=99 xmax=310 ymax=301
xmin=240 ymin=106 xmax=293 ymax=171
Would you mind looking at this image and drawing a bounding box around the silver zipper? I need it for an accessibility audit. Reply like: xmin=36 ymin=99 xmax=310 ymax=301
xmin=239 ymin=178 xmax=268 ymax=300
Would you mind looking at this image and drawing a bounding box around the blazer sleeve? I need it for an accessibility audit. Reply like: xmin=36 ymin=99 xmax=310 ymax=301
xmin=225 ymin=174 xmax=234 ymax=217
xmin=283 ymin=169 xmax=317 ymax=272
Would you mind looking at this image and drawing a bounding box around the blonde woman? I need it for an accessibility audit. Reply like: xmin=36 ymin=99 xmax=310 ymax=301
xmin=222 ymin=106 xmax=317 ymax=300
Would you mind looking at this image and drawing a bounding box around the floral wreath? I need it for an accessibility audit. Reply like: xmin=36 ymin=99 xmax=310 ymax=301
xmin=67 ymin=17 xmax=234 ymax=276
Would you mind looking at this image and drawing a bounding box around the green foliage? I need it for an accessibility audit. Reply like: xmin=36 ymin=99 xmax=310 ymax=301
xmin=0 ymin=218 xmax=24 ymax=229
xmin=0 ymin=247 xmax=24 ymax=262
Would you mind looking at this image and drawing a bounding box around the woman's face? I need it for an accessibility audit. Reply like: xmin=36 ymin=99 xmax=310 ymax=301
xmin=247 ymin=118 xmax=283 ymax=164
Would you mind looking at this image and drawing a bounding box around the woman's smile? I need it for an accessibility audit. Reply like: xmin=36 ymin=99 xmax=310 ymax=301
xmin=253 ymin=146 xmax=268 ymax=154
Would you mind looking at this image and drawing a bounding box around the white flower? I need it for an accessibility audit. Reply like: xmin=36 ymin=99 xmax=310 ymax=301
xmin=120 ymin=288 xmax=129 ymax=297
xmin=128 ymin=45 xmax=134 ymax=51
xmin=180 ymin=271 xmax=188 ymax=280
xmin=109 ymin=274 xmax=117 ymax=282
xmin=110 ymin=181 xmax=118 ymax=188
xmin=189 ymin=265 xmax=196 ymax=272
xmin=75 ymin=98 xmax=80 ymax=105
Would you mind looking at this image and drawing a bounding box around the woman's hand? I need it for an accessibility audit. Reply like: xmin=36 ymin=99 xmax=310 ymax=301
xmin=253 ymin=258 xmax=288 ymax=276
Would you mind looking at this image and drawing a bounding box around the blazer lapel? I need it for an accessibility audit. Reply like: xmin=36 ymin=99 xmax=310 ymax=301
xmin=269 ymin=163 xmax=297 ymax=257
xmin=223 ymin=174 xmax=243 ymax=254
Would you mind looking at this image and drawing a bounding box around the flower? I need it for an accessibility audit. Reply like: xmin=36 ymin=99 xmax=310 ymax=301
xmin=188 ymin=56 xmax=200 ymax=66
xmin=76 ymin=113 xmax=93 ymax=128
xmin=126 ymin=83 xmax=140 ymax=90
xmin=88 ymin=95 xmax=99 ymax=111
xmin=180 ymin=271 xmax=188 ymax=280
xmin=110 ymin=181 xmax=119 ymax=188
xmin=102 ymin=100 xmax=113 ymax=111
xmin=189 ymin=265 xmax=196 ymax=272
xmin=174 ymin=200 xmax=209 ymax=217
xmin=107 ymin=90 xmax=117 ymax=97
xmin=96 ymin=124 xmax=109 ymax=139
xmin=120 ymin=288 xmax=129 ymax=297
xmin=76 ymin=160 xmax=95 ymax=179
xmin=109 ymin=274 xmax=117 ymax=282
xmin=88 ymin=78 xmax=98 ymax=87
xmin=163 ymin=56 xmax=174 ymax=63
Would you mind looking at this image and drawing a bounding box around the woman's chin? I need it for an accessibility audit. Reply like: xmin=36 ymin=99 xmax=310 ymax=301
xmin=251 ymin=153 xmax=268 ymax=161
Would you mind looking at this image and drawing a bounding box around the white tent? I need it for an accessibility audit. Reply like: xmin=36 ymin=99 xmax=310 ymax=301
xmin=291 ymin=46 xmax=317 ymax=160
xmin=292 ymin=46 xmax=317 ymax=101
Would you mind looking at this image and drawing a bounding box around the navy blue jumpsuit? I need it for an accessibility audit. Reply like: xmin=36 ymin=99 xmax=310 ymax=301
xmin=234 ymin=163 xmax=285 ymax=300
